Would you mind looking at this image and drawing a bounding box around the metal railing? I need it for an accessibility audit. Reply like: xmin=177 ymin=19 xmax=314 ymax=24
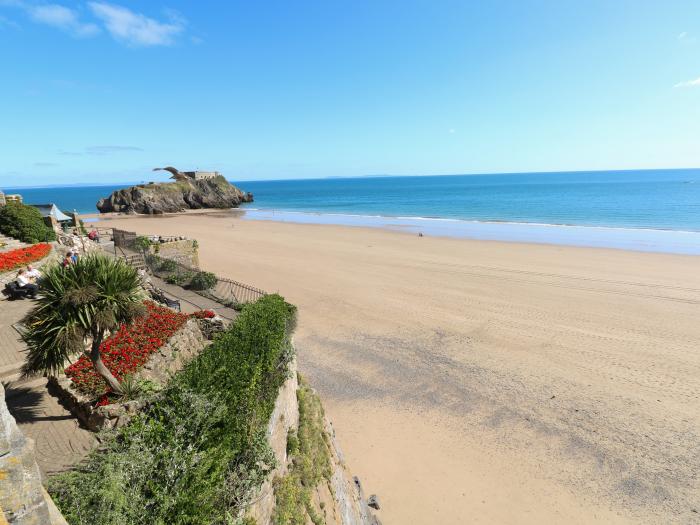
xmin=207 ymin=276 xmax=268 ymax=306
xmin=111 ymin=228 xmax=267 ymax=307
xmin=145 ymin=253 xmax=266 ymax=307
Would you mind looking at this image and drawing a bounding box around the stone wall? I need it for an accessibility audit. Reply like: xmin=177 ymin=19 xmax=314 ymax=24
xmin=0 ymin=383 xmax=67 ymax=525
xmin=49 ymin=318 xmax=208 ymax=432
xmin=326 ymin=420 xmax=378 ymax=525
xmin=246 ymin=358 xmax=378 ymax=525
xmin=247 ymin=360 xmax=300 ymax=525
xmin=152 ymin=239 xmax=199 ymax=268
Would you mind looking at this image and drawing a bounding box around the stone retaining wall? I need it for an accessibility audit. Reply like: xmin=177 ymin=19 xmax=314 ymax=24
xmin=0 ymin=383 xmax=67 ymax=525
xmin=49 ymin=318 xmax=208 ymax=432
xmin=246 ymin=358 xmax=378 ymax=525
xmin=151 ymin=239 xmax=199 ymax=268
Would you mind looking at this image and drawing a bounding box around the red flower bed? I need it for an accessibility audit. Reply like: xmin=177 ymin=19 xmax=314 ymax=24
xmin=65 ymin=301 xmax=189 ymax=398
xmin=0 ymin=243 xmax=51 ymax=272
xmin=190 ymin=309 xmax=215 ymax=319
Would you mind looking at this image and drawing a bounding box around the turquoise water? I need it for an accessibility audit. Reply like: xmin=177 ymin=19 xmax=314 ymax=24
xmin=5 ymin=169 xmax=700 ymax=254
xmin=8 ymin=169 xmax=700 ymax=230
xmin=240 ymin=169 xmax=700 ymax=231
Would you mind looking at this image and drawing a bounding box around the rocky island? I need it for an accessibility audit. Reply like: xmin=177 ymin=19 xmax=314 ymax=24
xmin=96 ymin=168 xmax=253 ymax=214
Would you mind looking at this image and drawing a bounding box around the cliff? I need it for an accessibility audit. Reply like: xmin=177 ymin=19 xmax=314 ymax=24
xmin=96 ymin=176 xmax=253 ymax=214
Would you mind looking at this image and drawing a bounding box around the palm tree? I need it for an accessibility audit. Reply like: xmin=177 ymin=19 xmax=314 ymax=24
xmin=22 ymin=253 xmax=146 ymax=394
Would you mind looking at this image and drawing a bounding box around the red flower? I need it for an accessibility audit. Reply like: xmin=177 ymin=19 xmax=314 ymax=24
xmin=190 ymin=310 xmax=215 ymax=319
xmin=65 ymin=301 xmax=188 ymax=398
xmin=0 ymin=243 xmax=51 ymax=272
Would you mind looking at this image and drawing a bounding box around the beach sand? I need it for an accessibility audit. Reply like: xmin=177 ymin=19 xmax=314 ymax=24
xmin=95 ymin=211 xmax=700 ymax=524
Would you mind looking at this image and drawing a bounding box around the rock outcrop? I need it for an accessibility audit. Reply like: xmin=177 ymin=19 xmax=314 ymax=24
xmin=0 ymin=382 xmax=67 ymax=525
xmin=96 ymin=176 xmax=253 ymax=214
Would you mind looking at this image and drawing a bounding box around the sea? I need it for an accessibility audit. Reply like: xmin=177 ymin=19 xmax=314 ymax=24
xmin=6 ymin=169 xmax=700 ymax=255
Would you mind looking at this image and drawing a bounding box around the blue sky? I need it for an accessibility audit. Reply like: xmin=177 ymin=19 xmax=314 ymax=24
xmin=1 ymin=0 xmax=699 ymax=186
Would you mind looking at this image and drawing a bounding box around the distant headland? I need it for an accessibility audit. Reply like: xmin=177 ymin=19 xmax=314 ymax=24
xmin=95 ymin=167 xmax=253 ymax=214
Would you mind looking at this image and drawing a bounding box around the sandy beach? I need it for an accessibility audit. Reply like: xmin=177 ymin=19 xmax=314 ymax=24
xmin=94 ymin=211 xmax=700 ymax=524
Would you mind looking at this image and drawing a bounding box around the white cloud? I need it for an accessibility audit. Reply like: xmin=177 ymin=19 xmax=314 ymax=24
xmin=27 ymin=4 xmax=99 ymax=37
xmin=88 ymin=2 xmax=184 ymax=46
xmin=674 ymin=77 xmax=700 ymax=88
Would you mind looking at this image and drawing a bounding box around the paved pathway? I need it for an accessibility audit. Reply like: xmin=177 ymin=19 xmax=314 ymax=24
xmin=0 ymin=246 xmax=235 ymax=476
xmin=149 ymin=275 xmax=239 ymax=321
xmin=0 ymin=296 xmax=96 ymax=476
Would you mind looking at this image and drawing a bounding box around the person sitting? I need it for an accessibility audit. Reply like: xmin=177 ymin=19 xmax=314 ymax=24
xmin=70 ymin=248 xmax=79 ymax=264
xmin=16 ymin=269 xmax=38 ymax=298
xmin=63 ymin=251 xmax=74 ymax=267
xmin=88 ymin=229 xmax=100 ymax=242
xmin=26 ymin=265 xmax=41 ymax=280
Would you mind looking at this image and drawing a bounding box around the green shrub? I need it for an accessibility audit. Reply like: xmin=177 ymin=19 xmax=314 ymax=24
xmin=0 ymin=202 xmax=56 ymax=243
xmin=159 ymin=258 xmax=178 ymax=272
xmin=133 ymin=236 xmax=153 ymax=253
xmin=51 ymin=294 xmax=296 ymax=525
xmin=190 ymin=271 xmax=217 ymax=290
xmin=165 ymin=271 xmax=195 ymax=286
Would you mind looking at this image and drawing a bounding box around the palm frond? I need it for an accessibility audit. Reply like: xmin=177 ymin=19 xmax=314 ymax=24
xmin=22 ymin=254 xmax=145 ymax=377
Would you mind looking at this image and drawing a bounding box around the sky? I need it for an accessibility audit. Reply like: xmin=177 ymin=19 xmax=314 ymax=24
xmin=1 ymin=0 xmax=699 ymax=186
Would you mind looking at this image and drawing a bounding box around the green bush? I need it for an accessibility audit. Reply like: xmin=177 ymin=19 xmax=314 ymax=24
xmin=165 ymin=271 xmax=195 ymax=286
xmin=133 ymin=236 xmax=153 ymax=253
xmin=190 ymin=271 xmax=217 ymax=290
xmin=51 ymin=294 xmax=296 ymax=525
xmin=159 ymin=258 xmax=178 ymax=272
xmin=0 ymin=202 xmax=56 ymax=243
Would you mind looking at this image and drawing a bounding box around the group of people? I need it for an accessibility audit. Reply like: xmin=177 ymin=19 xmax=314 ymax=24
xmin=63 ymin=248 xmax=80 ymax=267
xmin=15 ymin=265 xmax=41 ymax=298
xmin=13 ymin=248 xmax=81 ymax=299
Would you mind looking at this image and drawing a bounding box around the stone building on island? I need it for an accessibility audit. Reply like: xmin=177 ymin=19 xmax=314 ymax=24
xmin=152 ymin=166 xmax=220 ymax=182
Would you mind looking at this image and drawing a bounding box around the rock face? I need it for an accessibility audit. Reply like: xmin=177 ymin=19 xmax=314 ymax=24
xmin=0 ymin=382 xmax=67 ymax=525
xmin=96 ymin=176 xmax=253 ymax=214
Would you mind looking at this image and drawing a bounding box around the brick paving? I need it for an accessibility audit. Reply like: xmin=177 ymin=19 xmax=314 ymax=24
xmin=0 ymin=296 xmax=96 ymax=477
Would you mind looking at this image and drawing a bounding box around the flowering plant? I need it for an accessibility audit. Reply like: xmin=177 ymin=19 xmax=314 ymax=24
xmin=0 ymin=243 xmax=51 ymax=273
xmin=65 ymin=301 xmax=188 ymax=399
xmin=190 ymin=309 xmax=215 ymax=319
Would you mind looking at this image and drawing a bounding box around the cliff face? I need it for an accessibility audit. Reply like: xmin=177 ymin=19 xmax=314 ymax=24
xmin=96 ymin=176 xmax=253 ymax=214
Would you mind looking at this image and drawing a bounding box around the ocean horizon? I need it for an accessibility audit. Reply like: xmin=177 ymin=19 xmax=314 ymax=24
xmin=5 ymin=168 xmax=700 ymax=254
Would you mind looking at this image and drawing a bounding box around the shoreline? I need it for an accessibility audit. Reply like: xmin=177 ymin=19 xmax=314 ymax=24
xmin=86 ymin=207 xmax=700 ymax=256
xmin=93 ymin=211 xmax=700 ymax=524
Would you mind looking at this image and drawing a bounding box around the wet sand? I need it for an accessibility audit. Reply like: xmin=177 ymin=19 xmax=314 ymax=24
xmin=95 ymin=211 xmax=700 ymax=524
